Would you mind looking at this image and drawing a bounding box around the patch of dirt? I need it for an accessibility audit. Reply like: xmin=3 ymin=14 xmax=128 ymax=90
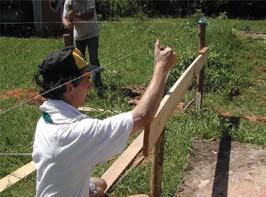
xmin=259 ymin=67 xmax=266 ymax=73
xmin=123 ymin=85 xmax=146 ymax=98
xmin=176 ymin=139 xmax=266 ymax=197
xmin=177 ymin=102 xmax=186 ymax=111
xmin=237 ymin=31 xmax=266 ymax=40
xmin=0 ymin=88 xmax=45 ymax=105
xmin=122 ymin=85 xmax=146 ymax=105
xmin=217 ymin=109 xmax=266 ymax=123
xmin=124 ymin=85 xmax=186 ymax=110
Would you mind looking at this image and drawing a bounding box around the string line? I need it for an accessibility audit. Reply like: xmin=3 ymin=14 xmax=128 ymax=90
xmin=0 ymin=48 xmax=145 ymax=156
xmin=0 ymin=48 xmax=145 ymax=116
xmin=0 ymin=20 xmax=169 ymax=25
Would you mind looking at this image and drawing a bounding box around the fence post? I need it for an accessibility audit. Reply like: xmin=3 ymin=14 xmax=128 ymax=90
xmin=63 ymin=32 xmax=73 ymax=47
xmin=151 ymin=83 xmax=167 ymax=197
xmin=196 ymin=17 xmax=207 ymax=112
xmin=151 ymin=131 xmax=165 ymax=197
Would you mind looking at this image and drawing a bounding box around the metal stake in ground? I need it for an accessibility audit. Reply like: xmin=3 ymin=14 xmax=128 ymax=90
xmin=196 ymin=17 xmax=207 ymax=112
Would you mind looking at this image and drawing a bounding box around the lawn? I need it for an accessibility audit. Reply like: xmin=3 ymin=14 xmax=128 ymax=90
xmin=0 ymin=17 xmax=265 ymax=196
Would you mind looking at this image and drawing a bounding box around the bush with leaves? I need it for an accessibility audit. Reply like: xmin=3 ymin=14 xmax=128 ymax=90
xmin=96 ymin=0 xmax=138 ymax=19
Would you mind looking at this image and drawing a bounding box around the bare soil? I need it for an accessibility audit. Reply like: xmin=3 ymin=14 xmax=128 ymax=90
xmin=237 ymin=31 xmax=266 ymax=40
xmin=176 ymin=139 xmax=266 ymax=197
xmin=0 ymin=88 xmax=45 ymax=105
xmin=217 ymin=109 xmax=266 ymax=123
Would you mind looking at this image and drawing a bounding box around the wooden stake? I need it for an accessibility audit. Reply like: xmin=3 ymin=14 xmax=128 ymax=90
xmin=151 ymin=131 xmax=165 ymax=197
xmin=63 ymin=33 xmax=73 ymax=47
xmin=196 ymin=18 xmax=207 ymax=112
xmin=150 ymin=83 xmax=168 ymax=197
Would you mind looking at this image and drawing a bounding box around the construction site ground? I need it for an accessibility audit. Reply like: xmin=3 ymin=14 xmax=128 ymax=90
xmin=176 ymin=139 xmax=266 ymax=197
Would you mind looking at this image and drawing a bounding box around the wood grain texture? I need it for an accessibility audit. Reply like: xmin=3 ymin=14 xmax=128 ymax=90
xmin=0 ymin=161 xmax=35 ymax=192
xmin=102 ymin=131 xmax=144 ymax=192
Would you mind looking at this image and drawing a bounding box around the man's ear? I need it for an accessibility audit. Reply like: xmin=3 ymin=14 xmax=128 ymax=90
xmin=65 ymin=82 xmax=74 ymax=93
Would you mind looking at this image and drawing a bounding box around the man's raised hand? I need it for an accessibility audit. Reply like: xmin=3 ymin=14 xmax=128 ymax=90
xmin=154 ymin=39 xmax=177 ymax=72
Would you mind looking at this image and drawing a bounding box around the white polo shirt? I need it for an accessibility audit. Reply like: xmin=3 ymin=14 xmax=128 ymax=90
xmin=32 ymin=99 xmax=133 ymax=197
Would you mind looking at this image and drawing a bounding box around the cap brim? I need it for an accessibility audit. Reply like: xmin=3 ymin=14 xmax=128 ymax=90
xmin=83 ymin=65 xmax=104 ymax=74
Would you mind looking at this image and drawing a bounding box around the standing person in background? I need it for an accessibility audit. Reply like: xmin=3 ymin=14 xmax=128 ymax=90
xmin=63 ymin=0 xmax=104 ymax=94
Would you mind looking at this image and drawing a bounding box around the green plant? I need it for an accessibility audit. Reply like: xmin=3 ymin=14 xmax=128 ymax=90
xmin=168 ymin=53 xmax=196 ymax=87
xmin=0 ymin=18 xmax=265 ymax=196
xmin=97 ymin=0 xmax=138 ymax=20
xmin=239 ymin=24 xmax=252 ymax=32
xmin=217 ymin=11 xmax=228 ymax=20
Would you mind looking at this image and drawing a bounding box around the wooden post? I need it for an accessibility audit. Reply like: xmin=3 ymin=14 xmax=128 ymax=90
xmin=151 ymin=83 xmax=167 ymax=197
xmin=196 ymin=17 xmax=207 ymax=112
xmin=63 ymin=33 xmax=73 ymax=47
xmin=151 ymin=131 xmax=165 ymax=197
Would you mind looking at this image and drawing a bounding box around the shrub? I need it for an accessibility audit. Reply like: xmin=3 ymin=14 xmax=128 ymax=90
xmin=168 ymin=51 xmax=248 ymax=99
xmin=96 ymin=0 xmax=138 ymax=19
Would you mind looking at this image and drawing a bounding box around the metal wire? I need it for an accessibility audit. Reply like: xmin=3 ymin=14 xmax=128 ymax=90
xmin=0 ymin=152 xmax=32 ymax=156
xmin=0 ymin=47 xmax=145 ymax=116
xmin=0 ymin=48 xmax=144 ymax=156
xmin=0 ymin=19 xmax=168 ymax=25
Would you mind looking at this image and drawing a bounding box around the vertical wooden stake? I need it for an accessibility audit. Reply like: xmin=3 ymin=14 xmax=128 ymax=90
xmin=196 ymin=17 xmax=207 ymax=112
xmin=151 ymin=83 xmax=167 ymax=197
xmin=151 ymin=131 xmax=165 ymax=197
xmin=63 ymin=33 xmax=73 ymax=47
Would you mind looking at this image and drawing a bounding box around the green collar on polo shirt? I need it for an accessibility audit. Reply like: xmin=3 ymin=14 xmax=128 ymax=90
xmin=42 ymin=112 xmax=53 ymax=124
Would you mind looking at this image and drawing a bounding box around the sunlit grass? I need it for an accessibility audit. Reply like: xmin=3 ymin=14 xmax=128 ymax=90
xmin=0 ymin=18 xmax=265 ymax=196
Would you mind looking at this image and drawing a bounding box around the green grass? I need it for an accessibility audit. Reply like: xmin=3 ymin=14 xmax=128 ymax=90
xmin=0 ymin=18 xmax=265 ymax=196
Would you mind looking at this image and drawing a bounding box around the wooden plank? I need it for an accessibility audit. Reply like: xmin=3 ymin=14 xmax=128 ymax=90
xmin=101 ymin=131 xmax=144 ymax=192
xmin=143 ymin=50 xmax=208 ymax=156
xmin=0 ymin=161 xmax=35 ymax=192
xmin=78 ymin=107 xmax=119 ymax=114
xmin=199 ymin=47 xmax=208 ymax=54
xmin=0 ymin=132 xmax=144 ymax=193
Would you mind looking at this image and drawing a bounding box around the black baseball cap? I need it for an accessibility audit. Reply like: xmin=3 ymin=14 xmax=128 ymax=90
xmin=40 ymin=46 xmax=103 ymax=81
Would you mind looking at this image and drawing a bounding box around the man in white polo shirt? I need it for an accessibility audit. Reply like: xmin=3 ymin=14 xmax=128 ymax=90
xmin=33 ymin=40 xmax=176 ymax=197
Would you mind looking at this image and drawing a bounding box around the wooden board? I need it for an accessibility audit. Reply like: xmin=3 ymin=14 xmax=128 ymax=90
xmin=0 ymin=133 xmax=143 ymax=194
xmin=143 ymin=49 xmax=208 ymax=156
xmin=199 ymin=47 xmax=208 ymax=54
xmin=102 ymin=131 xmax=144 ymax=192
xmin=0 ymin=161 xmax=35 ymax=192
xmin=78 ymin=106 xmax=119 ymax=114
xmin=0 ymin=132 xmax=144 ymax=193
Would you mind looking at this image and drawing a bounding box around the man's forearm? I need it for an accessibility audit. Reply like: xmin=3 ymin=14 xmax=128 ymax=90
xmin=130 ymin=40 xmax=176 ymax=134
xmin=131 ymin=66 xmax=168 ymax=133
